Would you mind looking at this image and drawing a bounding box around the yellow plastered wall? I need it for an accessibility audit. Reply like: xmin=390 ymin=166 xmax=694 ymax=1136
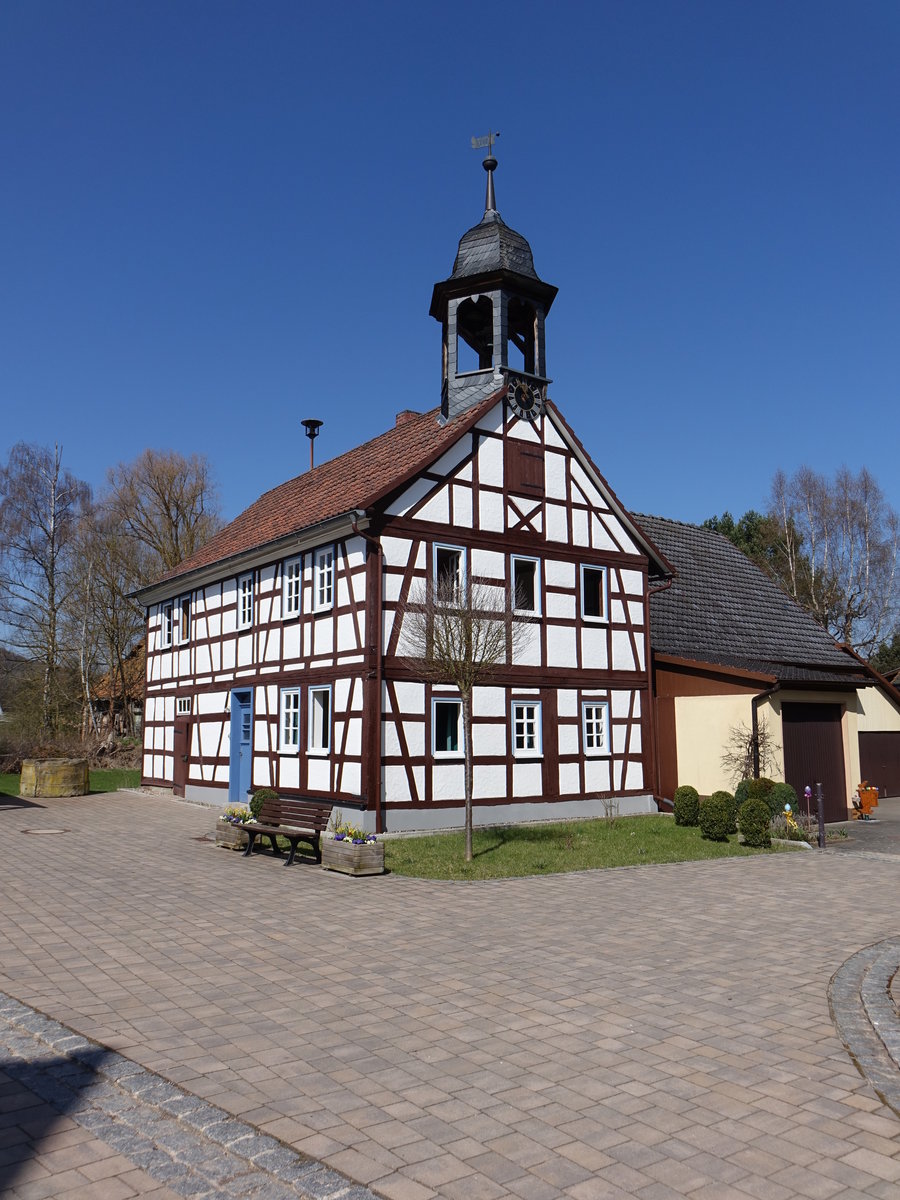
xmin=674 ymin=693 xmax=755 ymax=795
xmin=857 ymin=684 xmax=900 ymax=732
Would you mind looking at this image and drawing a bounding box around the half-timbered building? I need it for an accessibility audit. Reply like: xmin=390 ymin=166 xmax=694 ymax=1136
xmin=137 ymin=157 xmax=671 ymax=830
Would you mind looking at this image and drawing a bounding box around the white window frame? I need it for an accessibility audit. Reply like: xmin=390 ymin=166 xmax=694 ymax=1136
xmin=582 ymin=701 xmax=611 ymax=756
xmin=313 ymin=547 xmax=334 ymax=612
xmin=161 ymin=601 xmax=173 ymax=649
xmin=432 ymin=697 xmax=463 ymax=758
xmin=280 ymin=687 xmax=301 ymax=754
xmin=511 ymin=700 xmax=542 ymax=758
xmin=176 ymin=696 xmax=192 ymax=716
xmin=433 ymin=543 xmax=466 ymax=603
xmin=512 ymin=555 xmax=541 ymax=615
xmin=238 ymin=573 xmax=254 ymax=629
xmin=580 ymin=564 xmax=609 ymax=623
xmin=283 ymin=556 xmax=302 ymax=618
xmin=308 ymin=685 xmax=332 ymax=755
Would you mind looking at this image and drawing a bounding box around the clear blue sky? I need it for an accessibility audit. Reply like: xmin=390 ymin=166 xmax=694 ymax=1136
xmin=2 ymin=1 xmax=898 ymax=528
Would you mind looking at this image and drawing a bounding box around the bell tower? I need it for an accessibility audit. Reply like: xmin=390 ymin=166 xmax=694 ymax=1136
xmin=430 ymin=148 xmax=558 ymax=421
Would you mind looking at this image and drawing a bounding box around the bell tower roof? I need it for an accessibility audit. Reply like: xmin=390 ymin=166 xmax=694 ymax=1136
xmin=451 ymin=209 xmax=539 ymax=281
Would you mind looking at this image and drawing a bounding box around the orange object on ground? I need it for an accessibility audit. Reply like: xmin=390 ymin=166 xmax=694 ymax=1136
xmin=853 ymin=782 xmax=879 ymax=819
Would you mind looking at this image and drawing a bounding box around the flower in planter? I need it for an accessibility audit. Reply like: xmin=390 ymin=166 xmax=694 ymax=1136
xmin=221 ymin=805 xmax=252 ymax=824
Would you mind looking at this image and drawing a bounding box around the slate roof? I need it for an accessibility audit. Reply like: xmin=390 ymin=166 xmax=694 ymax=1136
xmin=152 ymin=396 xmax=500 ymax=590
xmin=636 ymin=514 xmax=868 ymax=686
xmin=451 ymin=210 xmax=539 ymax=281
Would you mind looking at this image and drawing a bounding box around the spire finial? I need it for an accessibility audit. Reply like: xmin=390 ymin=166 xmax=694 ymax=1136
xmin=470 ymin=130 xmax=500 ymax=214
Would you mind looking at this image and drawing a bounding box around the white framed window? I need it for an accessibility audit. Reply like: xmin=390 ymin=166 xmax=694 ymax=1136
xmin=161 ymin=601 xmax=173 ymax=648
xmin=581 ymin=564 xmax=608 ymax=622
xmin=434 ymin=543 xmax=465 ymax=602
xmin=308 ymin=685 xmax=332 ymax=754
xmin=280 ymin=687 xmax=301 ymax=753
xmin=582 ymin=701 xmax=610 ymax=756
xmin=432 ymin=697 xmax=463 ymax=757
xmin=176 ymin=696 xmax=192 ymax=716
xmin=179 ymin=595 xmax=191 ymax=643
xmin=283 ymin=556 xmax=302 ymax=618
xmin=512 ymin=700 xmax=542 ymax=757
xmin=314 ymin=547 xmax=334 ymax=612
xmin=238 ymin=573 xmax=254 ymax=628
xmin=512 ymin=555 xmax=540 ymax=615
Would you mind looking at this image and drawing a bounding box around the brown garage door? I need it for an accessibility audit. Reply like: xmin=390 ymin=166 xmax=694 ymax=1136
xmin=859 ymin=732 xmax=900 ymax=798
xmin=782 ymin=703 xmax=847 ymax=822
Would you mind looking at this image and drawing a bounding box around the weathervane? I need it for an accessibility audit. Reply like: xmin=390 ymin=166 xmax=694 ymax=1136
xmin=471 ymin=130 xmax=500 ymax=212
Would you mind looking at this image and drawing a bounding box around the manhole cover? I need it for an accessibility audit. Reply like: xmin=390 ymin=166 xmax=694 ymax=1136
xmin=21 ymin=828 xmax=70 ymax=835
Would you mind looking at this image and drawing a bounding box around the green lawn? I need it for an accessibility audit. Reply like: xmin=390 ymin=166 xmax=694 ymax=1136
xmin=0 ymin=769 xmax=140 ymax=797
xmin=385 ymin=815 xmax=792 ymax=880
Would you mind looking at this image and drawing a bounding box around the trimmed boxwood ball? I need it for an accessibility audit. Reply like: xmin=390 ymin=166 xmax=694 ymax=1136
xmin=710 ymin=789 xmax=737 ymax=834
xmin=699 ymin=793 xmax=731 ymax=841
xmin=250 ymin=787 xmax=278 ymax=820
xmin=739 ymin=798 xmax=772 ymax=848
xmin=734 ymin=779 xmax=752 ymax=806
xmin=747 ymin=777 xmax=775 ymax=803
xmin=770 ymin=781 xmax=799 ymax=819
xmin=673 ymin=785 xmax=700 ymax=826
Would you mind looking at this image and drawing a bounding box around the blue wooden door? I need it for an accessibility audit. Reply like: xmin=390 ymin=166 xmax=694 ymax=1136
xmin=229 ymin=689 xmax=253 ymax=803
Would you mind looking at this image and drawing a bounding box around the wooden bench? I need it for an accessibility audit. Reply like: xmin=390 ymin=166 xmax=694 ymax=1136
xmin=242 ymin=797 xmax=333 ymax=866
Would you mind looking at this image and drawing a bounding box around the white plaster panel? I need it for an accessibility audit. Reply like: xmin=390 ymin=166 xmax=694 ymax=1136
xmin=545 ymin=559 xmax=576 ymax=589
xmin=307 ymin=758 xmax=331 ymax=791
xmin=282 ymin=625 xmax=302 ymax=661
xmin=544 ymin=419 xmax=566 ymax=449
xmin=458 ymin=462 xmax=472 ymax=482
xmin=279 ymin=756 xmax=300 ymax=789
xmin=336 ymin=613 xmax=359 ymax=654
xmin=623 ymin=760 xmax=644 ymax=790
xmin=479 ymin=491 xmax=505 ymax=532
xmin=336 ymin=575 xmax=351 ymax=609
xmin=584 ymin=758 xmax=612 ymax=793
xmin=559 ymin=762 xmax=581 ymax=794
xmin=546 ymin=592 xmax=576 ymax=620
xmin=581 ymin=626 xmax=608 ymax=670
xmin=334 ymin=677 xmax=351 ymax=709
xmin=383 ymin=573 xmax=403 ymax=603
xmin=213 ymin=766 xmax=228 ymax=783
xmin=634 ymin=632 xmax=645 ymax=670
xmin=383 ymin=720 xmax=403 ymax=758
xmin=557 ymin=690 xmax=578 ymax=718
xmin=253 ymin=760 xmax=272 ymax=788
xmin=515 ymin=635 xmax=542 ymax=668
xmin=473 ymin=687 xmax=506 ymax=717
xmin=477 ymin=433 xmax=504 ymax=487
xmin=387 ymin=474 xmax=434 ymax=517
xmin=431 ymin=438 xmax=472 ymax=477
xmin=547 ymin=625 xmax=577 ymax=667
xmin=417 ymin=487 xmax=451 ymax=524
xmin=475 ymin=402 xmax=504 ymax=436
xmin=508 ymin=419 xmax=540 ymax=444
xmin=611 ymin=630 xmax=636 ymax=671
xmin=392 ymin=681 xmax=423 ymax=714
xmin=349 ymin=567 xmax=366 ymax=606
xmin=512 ymin=762 xmax=542 ymax=797
xmin=342 ymin=717 xmax=362 ymax=757
xmin=473 ymin=764 xmax=507 ymax=799
xmin=545 ymin=452 xmax=567 ymax=501
xmin=453 ymin=484 xmax=473 ymax=527
xmin=571 ymin=508 xmax=590 ymax=547
xmin=471 ymin=547 xmax=504 ymax=580
xmin=592 ymin=516 xmax=620 ymax=552
xmin=382 ymin=537 xmax=413 ymax=568
xmin=611 ymin=599 xmax=626 ymax=624
xmin=237 ymin=636 xmax=253 ymax=668
xmin=613 ymin=725 xmax=629 ymax=755
xmin=545 ymin=502 xmax=569 ymax=543
xmin=610 ymin=522 xmax=639 ymax=554
xmin=620 ymin=569 xmax=643 ymax=597
xmin=433 ymin=762 xmax=465 ymax=801
xmin=630 ymin=725 xmax=642 ymax=753
xmin=628 ymin=600 xmax=645 ymax=626
xmin=472 ymin=722 xmax=505 ymax=758
xmin=339 ymin=762 xmax=361 ymax=794
xmin=401 ymin=718 xmax=425 ymax=757
xmin=163 ymin=726 xmax=173 ymax=752
xmin=558 ymin=724 xmax=579 ymax=756
xmin=313 ymin=619 xmax=334 ymax=657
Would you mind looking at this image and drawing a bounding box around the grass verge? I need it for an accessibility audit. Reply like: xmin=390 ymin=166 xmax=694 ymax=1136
xmin=0 ymin=769 xmax=141 ymax=797
xmin=385 ymin=814 xmax=794 ymax=880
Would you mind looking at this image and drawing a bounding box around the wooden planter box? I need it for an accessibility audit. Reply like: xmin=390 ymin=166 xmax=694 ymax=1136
xmin=322 ymin=837 xmax=385 ymax=876
xmin=215 ymin=818 xmax=249 ymax=851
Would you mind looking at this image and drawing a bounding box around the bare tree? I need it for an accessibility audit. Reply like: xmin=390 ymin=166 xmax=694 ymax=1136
xmin=768 ymin=466 xmax=899 ymax=655
xmin=720 ymin=716 xmax=776 ymax=787
xmin=398 ymin=576 xmax=534 ymax=862
xmin=0 ymin=443 xmax=90 ymax=733
xmin=106 ymin=448 xmax=221 ymax=576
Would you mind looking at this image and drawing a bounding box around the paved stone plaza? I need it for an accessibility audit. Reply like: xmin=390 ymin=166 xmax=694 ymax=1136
xmin=1 ymin=790 xmax=898 ymax=1199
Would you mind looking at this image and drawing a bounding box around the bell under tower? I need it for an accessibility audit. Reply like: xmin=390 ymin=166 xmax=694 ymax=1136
xmin=429 ymin=150 xmax=558 ymax=421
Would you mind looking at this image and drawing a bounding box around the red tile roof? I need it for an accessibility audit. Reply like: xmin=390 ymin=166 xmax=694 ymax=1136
xmin=156 ymin=395 xmax=501 ymax=587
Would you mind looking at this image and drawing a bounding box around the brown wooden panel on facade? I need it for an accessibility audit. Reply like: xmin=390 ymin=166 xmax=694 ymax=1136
xmin=172 ymin=718 xmax=189 ymax=798
xmin=655 ymin=697 xmax=677 ymax=801
xmin=505 ymin=440 xmax=544 ymax=497
xmin=781 ymin=703 xmax=847 ymax=822
xmin=859 ymin=731 xmax=900 ymax=798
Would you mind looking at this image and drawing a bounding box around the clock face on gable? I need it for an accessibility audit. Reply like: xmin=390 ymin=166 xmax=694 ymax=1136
xmin=507 ymin=376 xmax=544 ymax=421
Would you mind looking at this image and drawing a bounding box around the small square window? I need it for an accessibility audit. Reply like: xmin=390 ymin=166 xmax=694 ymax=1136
xmin=583 ymin=702 xmax=610 ymax=756
xmin=581 ymin=565 xmax=608 ymax=622
xmin=308 ymin=685 xmax=331 ymax=754
xmin=283 ymin=556 xmax=302 ymax=617
xmin=512 ymin=556 xmax=540 ymax=614
xmin=434 ymin=544 xmax=465 ymax=603
xmin=512 ymin=701 xmax=542 ymax=757
xmin=161 ymin=602 xmax=173 ymax=648
xmin=314 ymin=548 xmax=334 ymax=612
xmin=280 ymin=688 xmax=301 ymax=753
xmin=176 ymin=696 xmax=192 ymax=716
xmin=433 ymin=698 xmax=463 ymax=756
xmin=238 ymin=574 xmax=254 ymax=628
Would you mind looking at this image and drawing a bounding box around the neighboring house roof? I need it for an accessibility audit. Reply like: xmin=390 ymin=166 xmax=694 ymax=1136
xmin=92 ymin=645 xmax=146 ymax=704
xmin=138 ymin=395 xmax=671 ymax=605
xmin=637 ymin=514 xmax=869 ymax=686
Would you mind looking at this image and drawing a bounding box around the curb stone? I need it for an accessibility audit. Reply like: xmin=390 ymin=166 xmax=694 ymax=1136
xmin=828 ymin=938 xmax=900 ymax=1119
xmin=0 ymin=990 xmax=378 ymax=1200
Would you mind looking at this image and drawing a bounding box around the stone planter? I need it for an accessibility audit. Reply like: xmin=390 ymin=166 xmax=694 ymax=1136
xmin=20 ymin=759 xmax=89 ymax=798
xmin=322 ymin=837 xmax=385 ymax=876
xmin=215 ymin=818 xmax=249 ymax=851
